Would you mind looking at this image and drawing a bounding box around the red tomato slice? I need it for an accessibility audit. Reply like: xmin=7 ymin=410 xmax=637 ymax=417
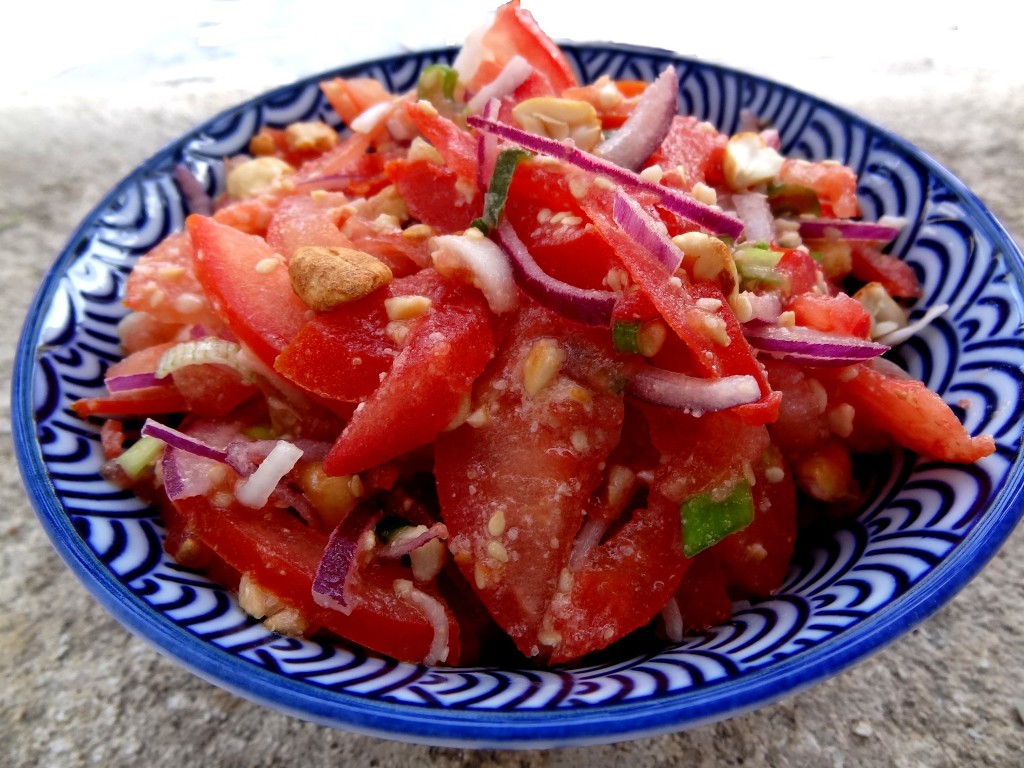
xmin=820 ymin=362 xmax=995 ymax=463
xmin=849 ymin=242 xmax=921 ymax=298
xmin=788 ymin=292 xmax=872 ymax=338
xmin=403 ymin=101 xmax=478 ymax=184
xmin=672 ymin=552 xmax=733 ymax=632
xmin=469 ymin=1 xmax=577 ymax=94
xmin=504 ymin=162 xmax=619 ymax=290
xmin=434 ymin=305 xmax=624 ymax=660
xmin=71 ymin=388 xmax=188 ymax=418
xmin=648 ymin=116 xmax=728 ymax=190
xmin=170 ymin=364 xmax=258 ymax=418
xmin=320 ymin=76 xmax=391 ymax=125
xmin=386 ymin=158 xmax=481 ymax=233
xmin=124 ymin=232 xmax=221 ymax=329
xmin=775 ymin=247 xmax=822 ymax=297
xmin=545 ymin=492 xmax=688 ymax=663
xmin=561 ymin=79 xmax=647 ymax=129
xmin=265 ymin=191 xmax=353 ymax=259
xmin=323 ymin=270 xmax=496 ymax=476
xmin=778 ymin=159 xmax=859 ymax=219
xmin=165 ymin=494 xmax=462 ymax=664
xmin=186 ymin=214 xmax=310 ymax=369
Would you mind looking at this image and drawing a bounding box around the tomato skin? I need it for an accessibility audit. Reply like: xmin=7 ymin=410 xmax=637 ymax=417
xmin=323 ymin=271 xmax=496 ymax=476
xmin=789 ymin=292 xmax=872 ymax=338
xmin=434 ymin=305 xmax=624 ymax=660
xmin=186 ymin=214 xmax=310 ymax=369
xmin=72 ymin=387 xmax=188 ymax=418
xmin=403 ymin=101 xmax=478 ymax=184
xmin=320 ymin=76 xmax=391 ymax=125
xmin=672 ymin=553 xmax=733 ymax=631
xmin=775 ymin=248 xmax=821 ymax=297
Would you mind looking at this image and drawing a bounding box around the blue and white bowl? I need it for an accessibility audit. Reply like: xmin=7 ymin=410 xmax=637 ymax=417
xmin=13 ymin=44 xmax=1024 ymax=748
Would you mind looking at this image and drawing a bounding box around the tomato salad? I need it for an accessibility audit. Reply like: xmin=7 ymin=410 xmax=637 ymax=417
xmin=77 ymin=1 xmax=994 ymax=666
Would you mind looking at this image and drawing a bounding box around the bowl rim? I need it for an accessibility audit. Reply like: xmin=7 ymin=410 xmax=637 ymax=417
xmin=12 ymin=41 xmax=1024 ymax=748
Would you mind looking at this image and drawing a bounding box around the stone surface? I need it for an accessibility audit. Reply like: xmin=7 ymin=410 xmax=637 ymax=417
xmin=2 ymin=69 xmax=1023 ymax=767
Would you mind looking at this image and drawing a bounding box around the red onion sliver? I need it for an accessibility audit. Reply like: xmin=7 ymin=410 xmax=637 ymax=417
xmin=594 ymin=66 xmax=678 ymax=171
xmin=494 ymin=219 xmax=616 ymax=326
xmin=628 ymin=367 xmax=761 ymax=414
xmin=733 ymin=192 xmax=776 ymax=244
xmin=106 ymin=372 xmax=163 ymax=393
xmin=141 ymin=419 xmax=228 ymax=463
xmin=466 ymin=113 xmax=744 ymax=238
xmin=476 ymin=98 xmax=501 ymax=196
xmin=467 ymin=55 xmax=534 ymax=113
xmin=172 ymin=164 xmax=213 ymax=216
xmin=611 ymin=188 xmax=684 ymax=273
xmin=744 ymin=324 xmax=889 ymax=363
xmin=795 ymin=218 xmax=901 ymax=243
xmin=313 ymin=506 xmax=382 ymax=616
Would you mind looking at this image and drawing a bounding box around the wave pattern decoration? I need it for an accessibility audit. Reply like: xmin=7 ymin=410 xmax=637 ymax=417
xmin=22 ymin=44 xmax=1024 ymax=720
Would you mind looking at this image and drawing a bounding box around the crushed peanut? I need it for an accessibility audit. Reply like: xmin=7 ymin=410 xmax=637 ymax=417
xmin=289 ymin=246 xmax=393 ymax=311
xmin=522 ymin=338 xmax=567 ymax=396
xmin=284 ymin=121 xmax=340 ymax=153
xmin=384 ymin=294 xmax=433 ymax=321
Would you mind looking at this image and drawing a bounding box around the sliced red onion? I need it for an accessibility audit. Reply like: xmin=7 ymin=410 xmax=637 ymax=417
xmin=594 ymin=66 xmax=678 ymax=171
xmin=432 ymin=232 xmax=518 ymax=314
xmin=172 ymin=164 xmax=213 ymax=216
xmin=312 ymin=506 xmax=382 ymax=616
xmin=611 ymin=188 xmax=684 ymax=273
xmin=393 ymin=578 xmax=450 ymax=665
xmin=732 ymin=192 xmax=776 ymax=244
xmin=494 ymin=219 xmax=616 ymax=326
xmin=268 ymin=483 xmax=322 ymax=529
xmin=379 ymin=522 xmax=449 ymax=559
xmin=628 ymin=367 xmax=761 ymax=415
xmin=795 ymin=217 xmax=901 ymax=243
xmin=106 ymin=372 xmax=163 ymax=393
xmin=350 ymin=100 xmax=394 ymax=134
xmin=476 ymin=98 xmax=501 ymax=196
xmin=141 ymin=419 xmax=228 ymax=463
xmin=235 ymin=440 xmax=304 ymax=509
xmin=466 ymin=113 xmax=743 ymax=238
xmin=467 ymin=55 xmax=534 ymax=113
xmin=744 ymin=324 xmax=889 ymax=366
xmin=874 ymin=303 xmax=949 ymax=347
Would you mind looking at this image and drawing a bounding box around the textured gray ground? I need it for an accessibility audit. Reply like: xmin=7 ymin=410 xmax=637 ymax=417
xmin=3 ymin=71 xmax=1024 ymax=767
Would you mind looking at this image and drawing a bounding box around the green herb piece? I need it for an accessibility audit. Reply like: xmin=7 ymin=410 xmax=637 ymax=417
xmin=115 ymin=436 xmax=164 ymax=480
xmin=612 ymin=321 xmax=643 ymax=354
xmin=680 ymin=480 xmax=754 ymax=558
xmin=475 ymin=148 xmax=531 ymax=234
xmin=417 ymin=64 xmax=459 ymax=102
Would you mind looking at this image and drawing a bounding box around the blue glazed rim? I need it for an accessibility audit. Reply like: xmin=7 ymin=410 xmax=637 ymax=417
xmin=12 ymin=43 xmax=1024 ymax=748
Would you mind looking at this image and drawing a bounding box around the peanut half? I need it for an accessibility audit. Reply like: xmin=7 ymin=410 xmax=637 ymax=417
xmin=289 ymin=246 xmax=393 ymax=311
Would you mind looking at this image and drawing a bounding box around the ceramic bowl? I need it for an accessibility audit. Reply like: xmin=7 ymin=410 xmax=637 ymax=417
xmin=13 ymin=43 xmax=1024 ymax=748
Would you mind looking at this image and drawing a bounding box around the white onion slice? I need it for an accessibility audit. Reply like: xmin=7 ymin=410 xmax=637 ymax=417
xmin=467 ymin=55 xmax=534 ymax=113
xmin=235 ymin=440 xmax=303 ymax=509
xmin=875 ymin=303 xmax=949 ymax=347
xmin=393 ymin=579 xmax=450 ymax=665
xmin=733 ymin=192 xmax=776 ymax=244
xmin=431 ymin=233 xmax=519 ymax=314
xmin=628 ymin=367 xmax=761 ymax=415
xmin=155 ymin=337 xmax=252 ymax=381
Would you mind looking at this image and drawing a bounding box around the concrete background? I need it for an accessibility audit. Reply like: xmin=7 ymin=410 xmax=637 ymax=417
xmin=3 ymin=2 xmax=1023 ymax=765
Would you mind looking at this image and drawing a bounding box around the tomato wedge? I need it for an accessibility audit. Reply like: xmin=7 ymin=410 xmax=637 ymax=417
xmin=186 ymin=214 xmax=310 ymax=368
